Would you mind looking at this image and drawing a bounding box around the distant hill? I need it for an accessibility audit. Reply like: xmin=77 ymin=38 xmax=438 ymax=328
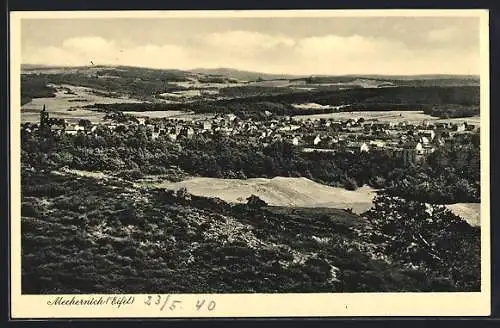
xmin=190 ymin=68 xmax=304 ymax=82
xmin=191 ymin=68 xmax=479 ymax=86
xmin=22 ymin=64 xmax=479 ymax=84
xmin=347 ymin=74 xmax=480 ymax=81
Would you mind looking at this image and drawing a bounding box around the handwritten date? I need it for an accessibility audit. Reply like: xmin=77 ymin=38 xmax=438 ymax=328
xmin=144 ymin=295 xmax=216 ymax=312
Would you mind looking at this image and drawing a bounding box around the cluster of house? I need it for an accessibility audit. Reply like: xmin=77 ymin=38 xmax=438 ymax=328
xmin=287 ymin=118 xmax=476 ymax=163
xmin=26 ymin=106 xmax=478 ymax=164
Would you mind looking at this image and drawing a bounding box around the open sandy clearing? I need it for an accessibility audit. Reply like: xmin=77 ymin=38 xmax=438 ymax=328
xmin=151 ymin=176 xmax=377 ymax=214
xmin=151 ymin=176 xmax=480 ymax=227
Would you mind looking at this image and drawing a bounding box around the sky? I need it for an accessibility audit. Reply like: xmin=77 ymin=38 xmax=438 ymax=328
xmin=21 ymin=16 xmax=481 ymax=75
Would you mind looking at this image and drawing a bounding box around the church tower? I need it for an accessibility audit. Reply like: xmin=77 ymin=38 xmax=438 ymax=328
xmin=40 ymin=104 xmax=50 ymax=130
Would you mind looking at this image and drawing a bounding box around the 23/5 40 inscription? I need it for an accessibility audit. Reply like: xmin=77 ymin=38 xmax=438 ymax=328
xmin=144 ymin=295 xmax=216 ymax=312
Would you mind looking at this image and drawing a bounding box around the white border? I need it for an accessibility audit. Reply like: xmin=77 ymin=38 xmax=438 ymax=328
xmin=10 ymin=9 xmax=491 ymax=318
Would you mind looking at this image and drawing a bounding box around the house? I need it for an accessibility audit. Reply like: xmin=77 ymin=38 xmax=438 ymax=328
xmin=414 ymin=142 xmax=424 ymax=155
xmin=325 ymin=122 xmax=340 ymax=132
xmin=271 ymin=134 xmax=283 ymax=142
xmin=318 ymin=135 xmax=339 ymax=148
xmin=454 ymin=122 xmax=466 ymax=132
xmin=175 ymin=125 xmax=184 ymax=135
xmin=222 ymin=127 xmax=234 ymax=136
xmin=360 ymin=142 xmax=370 ymax=152
xmin=203 ymin=121 xmax=212 ymax=131
xmin=369 ymin=140 xmax=386 ymax=148
xmin=303 ymin=135 xmax=318 ymax=147
xmin=465 ymin=123 xmax=476 ymax=131
xmin=180 ymin=126 xmax=195 ymax=139
xmin=314 ymin=135 xmax=322 ymax=146
xmin=65 ymin=123 xmax=85 ymax=135
xmin=151 ymin=131 xmax=160 ymax=140
xmin=346 ymin=142 xmax=370 ymax=153
xmin=65 ymin=128 xmax=78 ymax=135
xmin=418 ymin=130 xmax=435 ymax=141
xmin=51 ymin=126 xmax=65 ymax=135
xmin=423 ymin=144 xmax=436 ymax=155
xmin=435 ymin=122 xmax=449 ymax=130
xmin=420 ymin=136 xmax=430 ymax=145
xmin=395 ymin=141 xmax=425 ymax=164
xmin=291 ymin=136 xmax=300 ymax=146
xmin=137 ymin=117 xmax=146 ymax=125
xmin=433 ymin=137 xmax=446 ymax=147
xmin=167 ymin=128 xmax=178 ymax=141
xmin=372 ymin=122 xmax=390 ymax=130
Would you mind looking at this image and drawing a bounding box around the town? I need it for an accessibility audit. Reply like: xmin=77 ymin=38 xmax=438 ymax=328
xmin=25 ymin=104 xmax=479 ymax=165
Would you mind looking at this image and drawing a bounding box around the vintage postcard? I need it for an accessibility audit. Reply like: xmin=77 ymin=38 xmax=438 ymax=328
xmin=9 ymin=9 xmax=490 ymax=318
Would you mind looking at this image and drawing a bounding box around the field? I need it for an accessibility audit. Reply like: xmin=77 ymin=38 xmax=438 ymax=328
xmin=123 ymin=110 xmax=213 ymax=121
xmin=292 ymin=110 xmax=481 ymax=125
xmin=21 ymin=84 xmax=145 ymax=123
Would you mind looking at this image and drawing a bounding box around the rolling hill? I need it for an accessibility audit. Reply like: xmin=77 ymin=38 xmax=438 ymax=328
xmin=190 ymin=67 xmax=303 ymax=81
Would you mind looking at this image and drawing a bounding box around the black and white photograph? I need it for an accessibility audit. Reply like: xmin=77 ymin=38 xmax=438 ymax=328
xmin=10 ymin=9 xmax=490 ymax=317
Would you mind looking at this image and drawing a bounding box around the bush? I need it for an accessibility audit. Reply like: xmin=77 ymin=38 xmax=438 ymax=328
xmin=116 ymin=170 xmax=144 ymax=180
xmin=22 ymin=202 xmax=40 ymax=217
xmin=343 ymin=177 xmax=358 ymax=191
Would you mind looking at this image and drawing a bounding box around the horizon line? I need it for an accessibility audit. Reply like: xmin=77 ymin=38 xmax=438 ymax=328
xmin=20 ymin=63 xmax=480 ymax=78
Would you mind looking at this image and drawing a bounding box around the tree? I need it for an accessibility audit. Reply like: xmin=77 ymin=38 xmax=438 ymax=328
xmin=79 ymin=119 xmax=92 ymax=130
xmin=363 ymin=194 xmax=480 ymax=290
xmin=176 ymin=187 xmax=191 ymax=202
xmin=246 ymin=194 xmax=267 ymax=208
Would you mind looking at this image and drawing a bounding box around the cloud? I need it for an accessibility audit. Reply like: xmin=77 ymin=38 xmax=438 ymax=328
xmin=200 ymin=30 xmax=296 ymax=52
xmin=22 ymin=31 xmax=479 ymax=75
xmin=23 ymin=36 xmax=189 ymax=68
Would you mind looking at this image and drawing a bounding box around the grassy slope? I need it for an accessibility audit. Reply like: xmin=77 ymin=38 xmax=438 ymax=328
xmin=21 ymin=171 xmax=458 ymax=294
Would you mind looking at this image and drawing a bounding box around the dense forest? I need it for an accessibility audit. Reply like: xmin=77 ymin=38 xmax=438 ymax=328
xmin=21 ymin=75 xmax=57 ymax=105
xmin=423 ymin=104 xmax=481 ymax=118
xmin=21 ymin=128 xmax=480 ymax=204
xmin=218 ymin=85 xmax=479 ymax=109
xmin=87 ymin=85 xmax=480 ymax=118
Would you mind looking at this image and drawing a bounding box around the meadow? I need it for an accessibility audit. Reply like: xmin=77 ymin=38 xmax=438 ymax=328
xmin=21 ymin=84 xmax=144 ymax=123
xmin=292 ymin=110 xmax=481 ymax=125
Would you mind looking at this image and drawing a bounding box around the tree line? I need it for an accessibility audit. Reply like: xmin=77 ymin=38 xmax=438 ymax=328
xmin=21 ymin=127 xmax=480 ymax=204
